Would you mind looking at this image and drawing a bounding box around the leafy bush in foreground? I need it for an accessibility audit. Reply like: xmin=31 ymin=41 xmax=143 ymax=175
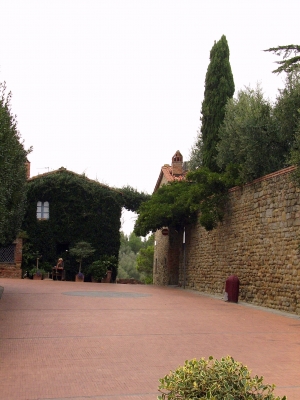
xmin=158 ymin=356 xmax=286 ymax=400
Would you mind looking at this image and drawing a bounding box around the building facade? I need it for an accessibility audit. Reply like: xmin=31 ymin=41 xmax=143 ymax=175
xmin=153 ymin=152 xmax=300 ymax=315
xmin=153 ymin=151 xmax=187 ymax=285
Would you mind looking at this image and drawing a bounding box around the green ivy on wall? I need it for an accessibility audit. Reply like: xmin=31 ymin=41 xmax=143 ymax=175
xmin=22 ymin=169 xmax=123 ymax=278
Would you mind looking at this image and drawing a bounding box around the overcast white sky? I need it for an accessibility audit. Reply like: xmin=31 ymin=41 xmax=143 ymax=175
xmin=0 ymin=0 xmax=299 ymax=234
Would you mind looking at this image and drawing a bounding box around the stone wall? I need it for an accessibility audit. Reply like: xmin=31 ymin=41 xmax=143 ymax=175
xmin=153 ymin=229 xmax=182 ymax=285
xmin=155 ymin=166 xmax=300 ymax=315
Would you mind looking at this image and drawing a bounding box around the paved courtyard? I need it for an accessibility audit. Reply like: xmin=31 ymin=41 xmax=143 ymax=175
xmin=0 ymin=278 xmax=299 ymax=400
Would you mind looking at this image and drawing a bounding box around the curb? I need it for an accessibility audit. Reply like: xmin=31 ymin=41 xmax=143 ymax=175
xmin=178 ymin=287 xmax=300 ymax=320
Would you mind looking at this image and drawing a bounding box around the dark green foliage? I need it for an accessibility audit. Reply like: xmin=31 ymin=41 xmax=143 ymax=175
xmin=100 ymin=254 xmax=118 ymax=282
xmin=217 ymin=85 xmax=286 ymax=183
xmin=136 ymin=236 xmax=154 ymax=283
xmin=200 ymin=35 xmax=235 ymax=172
xmin=19 ymin=231 xmax=36 ymax=272
xmin=118 ymin=231 xmax=142 ymax=281
xmin=217 ymin=73 xmax=300 ymax=183
xmin=127 ymin=231 xmax=146 ymax=254
xmin=264 ymin=44 xmax=300 ymax=74
xmin=120 ymin=185 xmax=151 ymax=211
xmin=22 ymin=169 xmax=122 ymax=277
xmin=289 ymin=115 xmax=300 ymax=182
xmin=134 ymin=181 xmax=198 ymax=237
xmin=88 ymin=255 xmax=118 ymax=282
xmin=0 ymin=83 xmax=31 ymax=246
xmin=158 ymin=356 xmax=286 ymax=400
xmin=70 ymin=241 xmax=95 ymax=273
xmin=188 ymin=167 xmax=237 ymax=231
xmin=118 ymin=232 xmax=154 ymax=283
xmin=88 ymin=260 xmax=107 ymax=282
xmin=189 ymin=128 xmax=203 ymax=171
xmin=134 ymin=167 xmax=237 ymax=236
xmin=274 ymin=70 xmax=300 ymax=158
xmin=29 ymin=267 xmax=46 ymax=279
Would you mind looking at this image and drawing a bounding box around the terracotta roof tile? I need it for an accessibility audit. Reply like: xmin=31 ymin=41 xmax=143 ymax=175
xmin=154 ymin=165 xmax=187 ymax=193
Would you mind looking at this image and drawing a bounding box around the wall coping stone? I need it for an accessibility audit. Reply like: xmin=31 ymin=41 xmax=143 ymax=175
xmin=229 ymin=166 xmax=296 ymax=193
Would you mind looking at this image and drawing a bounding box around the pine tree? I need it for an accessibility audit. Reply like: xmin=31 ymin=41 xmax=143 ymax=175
xmin=264 ymin=45 xmax=300 ymax=74
xmin=200 ymin=35 xmax=234 ymax=171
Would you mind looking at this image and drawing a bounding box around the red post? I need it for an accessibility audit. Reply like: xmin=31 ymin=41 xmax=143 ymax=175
xmin=225 ymin=275 xmax=239 ymax=303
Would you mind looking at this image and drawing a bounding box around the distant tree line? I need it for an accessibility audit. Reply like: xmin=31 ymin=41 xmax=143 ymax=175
xmin=118 ymin=231 xmax=154 ymax=284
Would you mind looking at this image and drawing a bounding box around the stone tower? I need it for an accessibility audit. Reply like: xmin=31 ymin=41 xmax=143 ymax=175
xmin=171 ymin=150 xmax=183 ymax=176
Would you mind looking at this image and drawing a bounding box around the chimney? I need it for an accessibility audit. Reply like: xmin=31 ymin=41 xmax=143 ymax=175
xmin=171 ymin=151 xmax=183 ymax=175
xmin=25 ymin=159 xmax=30 ymax=179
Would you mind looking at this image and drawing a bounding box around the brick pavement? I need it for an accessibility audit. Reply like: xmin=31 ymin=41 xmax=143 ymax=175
xmin=0 ymin=278 xmax=299 ymax=400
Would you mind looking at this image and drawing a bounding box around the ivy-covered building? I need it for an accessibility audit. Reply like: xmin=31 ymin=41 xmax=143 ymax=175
xmin=22 ymin=167 xmax=123 ymax=280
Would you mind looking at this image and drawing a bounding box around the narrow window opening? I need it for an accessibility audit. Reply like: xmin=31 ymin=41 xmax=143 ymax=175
xmin=37 ymin=201 xmax=49 ymax=220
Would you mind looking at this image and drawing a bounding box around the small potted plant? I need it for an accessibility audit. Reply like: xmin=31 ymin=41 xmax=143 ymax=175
xmin=87 ymin=260 xmax=108 ymax=282
xmin=70 ymin=241 xmax=95 ymax=282
xmin=75 ymin=271 xmax=84 ymax=282
xmin=30 ymin=267 xmax=46 ymax=280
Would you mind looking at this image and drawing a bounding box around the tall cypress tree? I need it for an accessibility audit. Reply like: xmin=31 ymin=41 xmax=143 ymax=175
xmin=200 ymin=35 xmax=234 ymax=171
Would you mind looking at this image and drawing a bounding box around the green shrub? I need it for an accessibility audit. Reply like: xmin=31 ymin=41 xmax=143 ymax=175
xmin=39 ymin=261 xmax=53 ymax=273
xmin=142 ymin=275 xmax=153 ymax=284
xmin=158 ymin=356 xmax=286 ymax=400
xmin=87 ymin=260 xmax=107 ymax=282
xmin=29 ymin=268 xmax=46 ymax=278
xmin=88 ymin=255 xmax=118 ymax=282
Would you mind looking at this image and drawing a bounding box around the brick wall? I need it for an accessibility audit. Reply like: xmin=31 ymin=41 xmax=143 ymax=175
xmin=0 ymin=263 xmax=22 ymax=278
xmin=154 ymin=166 xmax=300 ymax=315
xmin=0 ymin=238 xmax=23 ymax=279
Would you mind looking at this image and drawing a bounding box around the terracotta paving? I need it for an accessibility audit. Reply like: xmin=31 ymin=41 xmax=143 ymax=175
xmin=0 ymin=278 xmax=300 ymax=400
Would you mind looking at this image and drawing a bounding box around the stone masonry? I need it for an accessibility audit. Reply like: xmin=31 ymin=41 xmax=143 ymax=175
xmin=154 ymin=228 xmax=182 ymax=285
xmin=154 ymin=166 xmax=300 ymax=315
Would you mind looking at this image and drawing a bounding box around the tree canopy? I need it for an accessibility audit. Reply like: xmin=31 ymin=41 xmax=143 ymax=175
xmin=0 ymin=83 xmax=31 ymax=246
xmin=134 ymin=181 xmax=198 ymax=237
xmin=192 ymin=35 xmax=234 ymax=172
xmin=69 ymin=241 xmax=95 ymax=273
xmin=134 ymin=167 xmax=238 ymax=237
xmin=118 ymin=231 xmax=153 ymax=283
xmin=216 ymin=85 xmax=286 ymax=183
xmin=118 ymin=232 xmax=142 ymax=281
xmin=120 ymin=185 xmax=150 ymax=211
xmin=136 ymin=236 xmax=154 ymax=282
xmin=274 ymin=69 xmax=300 ymax=156
xmin=264 ymin=45 xmax=300 ymax=74
xmin=289 ymin=116 xmax=300 ymax=180
xmin=286 ymin=71 xmax=300 ymax=183
xmin=216 ymin=73 xmax=300 ymax=183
